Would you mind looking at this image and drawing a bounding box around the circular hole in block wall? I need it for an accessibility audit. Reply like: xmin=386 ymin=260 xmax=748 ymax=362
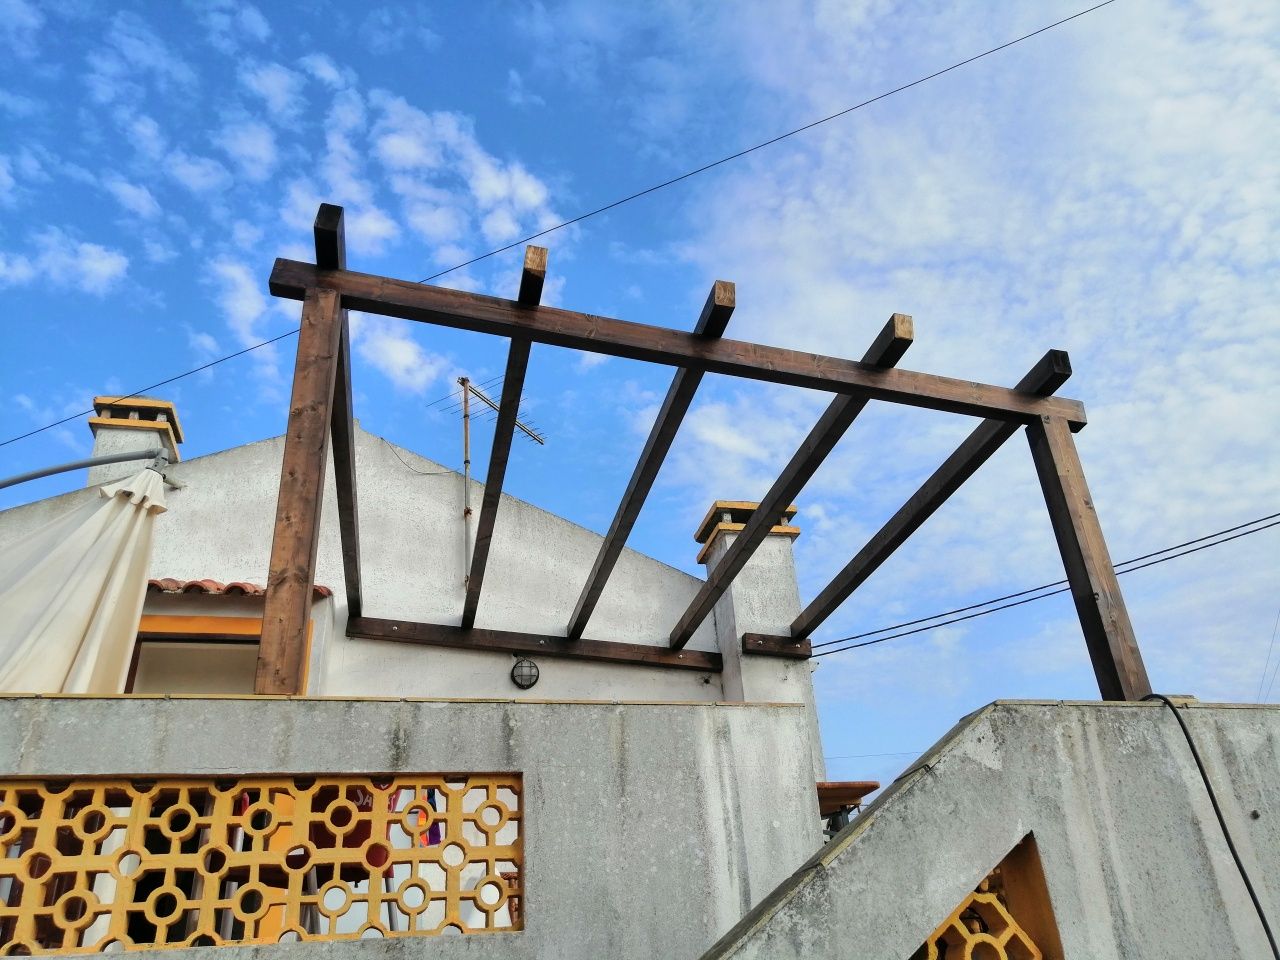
xmin=442 ymin=843 xmax=465 ymax=868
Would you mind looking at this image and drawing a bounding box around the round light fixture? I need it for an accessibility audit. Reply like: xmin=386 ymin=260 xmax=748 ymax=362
xmin=511 ymin=658 xmax=539 ymax=690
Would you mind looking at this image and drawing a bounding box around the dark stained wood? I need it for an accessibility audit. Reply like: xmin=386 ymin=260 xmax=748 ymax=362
xmin=1026 ymin=414 xmax=1151 ymax=701
xmin=460 ymin=247 xmax=545 ymax=629
xmin=258 ymin=286 xmax=342 ymax=695
xmin=741 ymin=633 xmax=812 ymax=659
xmin=270 ymin=258 xmax=1087 ymax=427
xmin=668 ymin=314 xmax=914 ymax=650
xmin=518 ymin=245 xmax=547 ymax=305
xmin=567 ymin=280 xmax=735 ymax=638
xmin=348 ymin=616 xmax=722 ymax=673
xmin=790 ymin=350 xmax=1073 ymax=640
xmin=314 ymin=204 xmax=363 ymax=618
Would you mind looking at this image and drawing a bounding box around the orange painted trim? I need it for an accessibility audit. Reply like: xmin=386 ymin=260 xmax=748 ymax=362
xmin=132 ymin=615 xmax=314 ymax=693
xmin=695 ymin=522 xmax=802 ymax=565
xmin=87 ymin=416 xmax=181 ymax=458
xmin=92 ymin=395 xmax=185 ymax=442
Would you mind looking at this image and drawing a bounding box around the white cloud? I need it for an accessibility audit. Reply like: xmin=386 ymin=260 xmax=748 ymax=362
xmin=299 ymin=53 xmax=346 ymax=89
xmin=231 ymin=220 xmax=263 ymax=250
xmin=0 ymin=228 xmax=129 ymax=294
xmin=0 ymin=89 xmax=39 ymax=116
xmin=127 ymin=114 xmax=167 ymax=159
xmin=187 ymin=0 xmax=270 ymax=53
xmin=358 ymin=7 xmax=439 ymax=55
xmin=367 ymin=91 xmax=559 ymax=262
xmin=104 ymin=177 xmax=161 ymax=219
xmin=240 ymin=61 xmax=305 ymax=120
xmin=0 ymin=0 xmax=44 ymax=58
xmin=216 ymin=119 xmax=278 ymax=180
xmin=85 ymin=12 xmax=196 ymax=104
xmin=505 ymin=69 xmax=544 ymax=108
xmin=0 ymin=156 xmax=15 ymax=205
xmin=351 ymin=312 xmax=448 ymax=394
xmin=208 ymin=257 xmax=281 ymax=381
xmin=166 ymin=151 xmax=231 ymax=193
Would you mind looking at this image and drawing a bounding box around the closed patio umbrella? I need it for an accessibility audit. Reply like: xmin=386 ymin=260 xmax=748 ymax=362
xmin=0 ymin=467 xmax=167 ymax=693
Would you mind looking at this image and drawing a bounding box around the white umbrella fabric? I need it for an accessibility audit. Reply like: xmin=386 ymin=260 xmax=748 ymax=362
xmin=0 ymin=468 xmax=167 ymax=693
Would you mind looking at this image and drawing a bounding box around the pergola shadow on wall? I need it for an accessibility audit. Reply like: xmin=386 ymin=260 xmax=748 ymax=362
xmin=254 ymin=203 xmax=1151 ymax=702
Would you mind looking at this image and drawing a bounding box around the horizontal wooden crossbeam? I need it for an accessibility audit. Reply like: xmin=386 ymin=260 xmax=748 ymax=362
xmin=347 ymin=617 xmax=723 ymax=673
xmin=789 ymin=349 xmax=1074 ymax=641
xmin=269 ymin=259 xmax=1086 ymax=427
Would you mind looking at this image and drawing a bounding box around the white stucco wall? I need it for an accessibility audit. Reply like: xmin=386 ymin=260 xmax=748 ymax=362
xmin=0 ymin=425 xmax=813 ymax=710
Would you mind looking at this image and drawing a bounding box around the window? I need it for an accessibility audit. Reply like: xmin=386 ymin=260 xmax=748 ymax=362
xmin=125 ymin=617 xmax=312 ymax=695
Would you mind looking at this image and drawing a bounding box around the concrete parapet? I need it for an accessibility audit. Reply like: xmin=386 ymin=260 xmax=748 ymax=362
xmin=701 ymin=700 xmax=1280 ymax=960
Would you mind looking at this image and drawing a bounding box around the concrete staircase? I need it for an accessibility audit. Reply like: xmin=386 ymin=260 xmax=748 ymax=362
xmin=699 ymin=700 xmax=1280 ymax=959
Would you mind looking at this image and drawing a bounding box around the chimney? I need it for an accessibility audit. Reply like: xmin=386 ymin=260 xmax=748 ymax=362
xmin=694 ymin=500 xmax=825 ymax=780
xmin=86 ymin=395 xmax=183 ymax=486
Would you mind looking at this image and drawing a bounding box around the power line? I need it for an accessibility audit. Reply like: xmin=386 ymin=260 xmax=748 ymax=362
xmin=0 ymin=1 xmax=1117 ymax=452
xmin=813 ymin=512 xmax=1280 ymax=649
xmin=0 ymin=329 xmax=300 ymax=450
xmin=1260 ymin=602 xmax=1280 ymax=703
xmin=380 ymin=437 xmax=454 ymax=476
xmin=812 ymin=515 xmax=1280 ymax=659
xmin=415 ymin=0 xmax=1119 ymax=284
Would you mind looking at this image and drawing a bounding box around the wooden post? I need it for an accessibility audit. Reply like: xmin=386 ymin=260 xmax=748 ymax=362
xmin=257 ymin=286 xmax=342 ymax=695
xmin=1026 ymin=415 xmax=1151 ymax=701
xmin=313 ymin=204 xmax=363 ymax=619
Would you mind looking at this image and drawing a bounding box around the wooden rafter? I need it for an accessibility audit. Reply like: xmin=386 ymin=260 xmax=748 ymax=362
xmin=314 ymin=204 xmax=363 ymax=619
xmin=269 ymin=259 xmax=1087 ymax=427
xmin=262 ymin=202 xmax=1151 ymax=702
xmin=567 ymin=280 xmax=735 ymax=639
xmin=348 ymin=617 xmax=721 ymax=673
xmin=1027 ymin=414 xmax=1151 ymax=701
xmin=460 ymin=247 xmax=543 ymax=630
xmin=789 ymin=350 xmax=1073 ymax=641
xmin=257 ymin=286 xmax=342 ymax=695
xmin=668 ymin=314 xmax=914 ymax=650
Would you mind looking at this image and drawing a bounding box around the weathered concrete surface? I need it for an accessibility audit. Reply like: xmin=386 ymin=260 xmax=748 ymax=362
xmin=701 ymin=700 xmax=1280 ymax=959
xmin=0 ymin=425 xmax=790 ymax=703
xmin=0 ymin=695 xmax=822 ymax=960
xmin=704 ymin=530 xmax=825 ymax=783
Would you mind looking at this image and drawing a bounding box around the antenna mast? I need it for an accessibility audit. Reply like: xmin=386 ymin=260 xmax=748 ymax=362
xmin=456 ymin=377 xmax=544 ymax=587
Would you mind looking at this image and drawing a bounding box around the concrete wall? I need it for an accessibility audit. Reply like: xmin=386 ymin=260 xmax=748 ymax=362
xmin=0 ymin=425 xmax=809 ymax=705
xmin=701 ymin=700 xmax=1280 ymax=960
xmin=0 ymin=695 xmax=823 ymax=960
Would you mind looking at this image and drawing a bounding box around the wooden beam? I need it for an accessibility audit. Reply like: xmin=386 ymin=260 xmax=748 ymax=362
xmin=1026 ymin=414 xmax=1151 ymax=701
xmin=270 ymin=259 xmax=1087 ymax=428
xmin=567 ymin=280 xmax=735 ymax=638
xmin=314 ymin=204 xmax=363 ymax=618
xmin=258 ymin=286 xmax=342 ymax=695
xmin=742 ymin=633 xmax=812 ymax=659
xmin=460 ymin=246 xmax=543 ymax=629
xmin=668 ymin=314 xmax=914 ymax=650
xmin=790 ymin=350 xmax=1073 ymax=640
xmin=348 ymin=617 xmax=722 ymax=673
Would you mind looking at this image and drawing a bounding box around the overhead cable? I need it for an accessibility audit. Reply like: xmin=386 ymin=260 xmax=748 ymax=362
xmin=812 ymin=514 xmax=1280 ymax=658
xmin=0 ymin=0 xmax=1118 ymax=451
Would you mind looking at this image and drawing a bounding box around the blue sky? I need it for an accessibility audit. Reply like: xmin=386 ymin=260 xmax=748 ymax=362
xmin=2 ymin=0 xmax=1278 ymax=788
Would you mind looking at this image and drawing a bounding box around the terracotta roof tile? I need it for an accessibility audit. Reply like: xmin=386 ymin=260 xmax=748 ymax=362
xmin=147 ymin=578 xmax=332 ymax=599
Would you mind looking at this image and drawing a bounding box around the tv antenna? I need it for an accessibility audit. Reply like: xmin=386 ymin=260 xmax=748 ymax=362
xmin=454 ymin=375 xmax=545 ymax=585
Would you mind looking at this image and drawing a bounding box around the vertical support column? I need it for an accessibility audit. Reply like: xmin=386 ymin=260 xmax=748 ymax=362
xmin=257 ymin=286 xmax=342 ymax=695
xmin=1026 ymin=415 xmax=1151 ymax=701
xmin=314 ymin=204 xmax=363 ymax=619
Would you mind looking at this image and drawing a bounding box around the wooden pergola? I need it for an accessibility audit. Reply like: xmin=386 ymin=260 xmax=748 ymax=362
xmin=254 ymin=203 xmax=1151 ymax=702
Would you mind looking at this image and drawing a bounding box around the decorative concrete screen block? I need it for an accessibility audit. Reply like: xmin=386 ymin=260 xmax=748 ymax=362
xmin=0 ymin=773 xmax=522 ymax=954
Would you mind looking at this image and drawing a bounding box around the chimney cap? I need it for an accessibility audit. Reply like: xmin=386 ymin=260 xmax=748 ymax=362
xmin=694 ymin=500 xmax=798 ymax=544
xmin=91 ymin=395 xmax=184 ymax=445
